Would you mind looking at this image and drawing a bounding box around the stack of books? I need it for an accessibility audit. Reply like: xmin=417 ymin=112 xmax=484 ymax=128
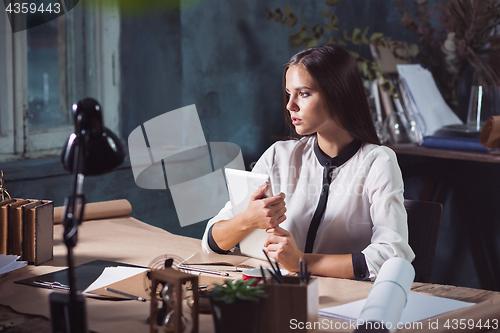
xmin=0 ymin=198 xmax=54 ymax=265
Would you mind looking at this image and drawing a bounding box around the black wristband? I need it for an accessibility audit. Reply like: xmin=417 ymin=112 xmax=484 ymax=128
xmin=352 ymin=253 xmax=369 ymax=280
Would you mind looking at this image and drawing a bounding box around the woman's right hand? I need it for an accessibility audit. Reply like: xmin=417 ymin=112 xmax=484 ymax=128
xmin=241 ymin=183 xmax=287 ymax=230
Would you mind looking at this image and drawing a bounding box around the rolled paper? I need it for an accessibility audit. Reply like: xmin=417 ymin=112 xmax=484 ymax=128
xmin=54 ymin=199 xmax=132 ymax=224
xmin=480 ymin=116 xmax=500 ymax=149
xmin=358 ymin=258 xmax=415 ymax=331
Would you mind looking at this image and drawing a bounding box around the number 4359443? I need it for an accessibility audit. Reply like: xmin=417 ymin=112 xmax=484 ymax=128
xmin=5 ymin=2 xmax=61 ymax=14
xmin=444 ymin=319 xmax=499 ymax=330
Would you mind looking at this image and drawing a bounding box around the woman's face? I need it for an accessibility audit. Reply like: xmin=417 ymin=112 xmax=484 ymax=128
xmin=285 ymin=65 xmax=337 ymax=136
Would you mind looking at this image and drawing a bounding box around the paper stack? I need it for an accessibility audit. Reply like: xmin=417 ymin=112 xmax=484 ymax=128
xmin=0 ymin=254 xmax=27 ymax=278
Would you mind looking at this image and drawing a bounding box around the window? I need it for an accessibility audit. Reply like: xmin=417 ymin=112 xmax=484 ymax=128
xmin=0 ymin=1 xmax=120 ymax=162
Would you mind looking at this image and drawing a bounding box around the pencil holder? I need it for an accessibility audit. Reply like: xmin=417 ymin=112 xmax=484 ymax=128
xmin=259 ymin=276 xmax=318 ymax=333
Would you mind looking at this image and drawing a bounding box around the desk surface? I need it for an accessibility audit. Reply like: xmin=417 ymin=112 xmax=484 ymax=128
xmin=0 ymin=217 xmax=499 ymax=333
xmin=388 ymin=144 xmax=500 ymax=164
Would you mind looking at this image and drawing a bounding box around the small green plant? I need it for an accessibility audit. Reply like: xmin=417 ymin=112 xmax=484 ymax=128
xmin=208 ymin=279 xmax=266 ymax=304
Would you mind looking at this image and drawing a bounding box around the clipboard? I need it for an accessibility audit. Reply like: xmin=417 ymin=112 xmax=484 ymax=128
xmin=14 ymin=260 xmax=147 ymax=292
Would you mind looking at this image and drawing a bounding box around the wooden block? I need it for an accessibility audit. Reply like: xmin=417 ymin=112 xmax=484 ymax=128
xmin=6 ymin=200 xmax=31 ymax=256
xmin=259 ymin=276 xmax=319 ymax=333
xmin=24 ymin=200 xmax=54 ymax=265
xmin=0 ymin=199 xmax=16 ymax=254
xmin=1 ymin=198 xmax=54 ymax=264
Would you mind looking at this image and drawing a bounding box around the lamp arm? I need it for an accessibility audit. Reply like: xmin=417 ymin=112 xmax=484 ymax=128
xmin=62 ymin=136 xmax=87 ymax=300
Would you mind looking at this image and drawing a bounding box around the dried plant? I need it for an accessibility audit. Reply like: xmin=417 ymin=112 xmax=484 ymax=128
xmin=266 ymin=1 xmax=419 ymax=93
xmin=395 ymin=0 xmax=500 ymax=110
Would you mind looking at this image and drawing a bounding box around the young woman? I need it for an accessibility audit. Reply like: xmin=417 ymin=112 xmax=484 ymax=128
xmin=201 ymin=45 xmax=414 ymax=280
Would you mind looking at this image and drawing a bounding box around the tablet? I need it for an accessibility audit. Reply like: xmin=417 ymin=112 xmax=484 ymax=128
xmin=224 ymin=168 xmax=273 ymax=260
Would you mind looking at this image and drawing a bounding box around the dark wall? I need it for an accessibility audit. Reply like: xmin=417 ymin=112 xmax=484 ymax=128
xmin=119 ymin=0 xmax=418 ymax=164
xmin=117 ymin=0 xmax=420 ymax=236
xmin=120 ymin=0 xmax=422 ymax=236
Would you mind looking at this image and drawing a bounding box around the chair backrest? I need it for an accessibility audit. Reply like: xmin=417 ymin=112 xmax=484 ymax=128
xmin=404 ymin=199 xmax=443 ymax=283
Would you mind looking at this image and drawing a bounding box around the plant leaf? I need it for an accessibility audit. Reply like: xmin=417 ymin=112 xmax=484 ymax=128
xmin=223 ymin=294 xmax=234 ymax=304
xmin=284 ymin=5 xmax=291 ymax=19
xmin=320 ymin=9 xmax=335 ymax=20
xmin=352 ymin=28 xmax=363 ymax=45
xmin=265 ymin=8 xmax=273 ymax=20
xmin=243 ymin=279 xmax=257 ymax=287
xmin=326 ymin=37 xmax=347 ymax=46
xmin=306 ymin=39 xmax=319 ymax=47
xmin=225 ymin=280 xmax=235 ymax=291
xmin=325 ymin=0 xmax=341 ymax=6
xmin=311 ymin=24 xmax=324 ymax=40
xmin=285 ymin=13 xmax=298 ymax=27
xmin=209 ymin=279 xmax=267 ymax=304
xmin=348 ymin=50 xmax=360 ymax=59
xmin=274 ymin=8 xmax=282 ymax=22
xmin=370 ymin=32 xmax=384 ymax=43
xmin=343 ymin=29 xmax=351 ymax=41
xmin=362 ymin=26 xmax=370 ymax=44
xmin=360 ymin=61 xmax=368 ymax=76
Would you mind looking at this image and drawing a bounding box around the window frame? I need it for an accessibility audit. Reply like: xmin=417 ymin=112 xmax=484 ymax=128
xmin=0 ymin=0 xmax=120 ymax=162
xmin=0 ymin=13 xmax=17 ymax=156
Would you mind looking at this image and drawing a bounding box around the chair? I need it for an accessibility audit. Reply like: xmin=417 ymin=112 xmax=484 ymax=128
xmin=404 ymin=199 xmax=443 ymax=283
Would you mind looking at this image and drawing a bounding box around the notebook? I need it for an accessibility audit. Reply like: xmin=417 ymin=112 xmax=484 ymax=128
xmin=224 ymin=168 xmax=273 ymax=261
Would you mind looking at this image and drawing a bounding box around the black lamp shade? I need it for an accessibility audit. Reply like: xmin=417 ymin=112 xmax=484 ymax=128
xmin=61 ymin=98 xmax=126 ymax=176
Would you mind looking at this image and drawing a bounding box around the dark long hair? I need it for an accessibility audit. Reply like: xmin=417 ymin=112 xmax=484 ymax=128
xmin=283 ymin=45 xmax=380 ymax=145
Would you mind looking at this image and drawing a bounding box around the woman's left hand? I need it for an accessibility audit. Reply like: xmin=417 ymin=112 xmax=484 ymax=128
xmin=264 ymin=225 xmax=303 ymax=272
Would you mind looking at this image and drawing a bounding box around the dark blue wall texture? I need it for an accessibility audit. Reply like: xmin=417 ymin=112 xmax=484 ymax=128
xmin=2 ymin=0 xmax=499 ymax=291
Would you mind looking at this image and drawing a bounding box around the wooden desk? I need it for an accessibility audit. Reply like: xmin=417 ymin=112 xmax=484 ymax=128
xmin=389 ymin=144 xmax=500 ymax=292
xmin=1 ymin=283 xmax=499 ymax=333
xmin=0 ymin=216 xmax=499 ymax=332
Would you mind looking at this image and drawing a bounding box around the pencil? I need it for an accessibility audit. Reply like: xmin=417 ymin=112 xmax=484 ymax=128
xmin=177 ymin=265 xmax=230 ymax=277
xmin=105 ymin=287 xmax=146 ymax=302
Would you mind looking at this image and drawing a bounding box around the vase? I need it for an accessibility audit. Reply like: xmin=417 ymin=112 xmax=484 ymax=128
xmin=465 ymin=85 xmax=500 ymax=132
xmin=209 ymin=298 xmax=263 ymax=333
xmin=383 ymin=112 xmax=411 ymax=144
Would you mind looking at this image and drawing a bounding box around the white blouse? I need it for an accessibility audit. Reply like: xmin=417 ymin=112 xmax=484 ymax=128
xmin=202 ymin=136 xmax=415 ymax=278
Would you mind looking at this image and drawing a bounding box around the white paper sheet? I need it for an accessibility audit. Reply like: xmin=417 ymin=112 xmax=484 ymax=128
xmin=0 ymin=254 xmax=27 ymax=277
xmin=397 ymin=64 xmax=463 ymax=135
xmin=84 ymin=266 xmax=149 ymax=293
xmin=319 ymin=292 xmax=474 ymax=327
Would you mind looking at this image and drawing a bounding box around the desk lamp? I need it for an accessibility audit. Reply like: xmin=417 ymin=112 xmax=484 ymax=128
xmin=50 ymin=97 xmax=125 ymax=333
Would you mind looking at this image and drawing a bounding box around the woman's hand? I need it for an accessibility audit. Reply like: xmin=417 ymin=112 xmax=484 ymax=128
xmin=241 ymin=183 xmax=287 ymax=230
xmin=264 ymin=225 xmax=303 ymax=272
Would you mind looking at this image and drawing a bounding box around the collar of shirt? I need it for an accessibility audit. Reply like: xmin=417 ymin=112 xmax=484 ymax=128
xmin=313 ymin=137 xmax=363 ymax=171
